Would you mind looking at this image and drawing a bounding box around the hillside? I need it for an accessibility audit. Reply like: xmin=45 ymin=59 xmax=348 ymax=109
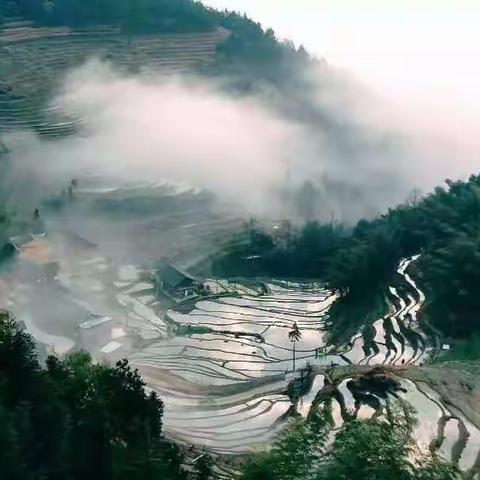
xmin=0 ymin=2 xmax=478 ymax=480
xmin=0 ymin=1 xmax=309 ymax=139
xmin=0 ymin=23 xmax=229 ymax=137
xmin=214 ymin=174 xmax=480 ymax=347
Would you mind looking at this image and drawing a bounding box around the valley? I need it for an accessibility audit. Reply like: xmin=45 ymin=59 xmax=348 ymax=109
xmin=0 ymin=3 xmax=478 ymax=479
xmin=1 ymin=181 xmax=478 ymax=477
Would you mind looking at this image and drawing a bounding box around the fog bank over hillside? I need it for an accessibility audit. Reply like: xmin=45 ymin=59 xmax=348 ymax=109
xmin=4 ymin=59 xmax=479 ymax=223
xmin=4 ymin=61 xmax=297 ymax=218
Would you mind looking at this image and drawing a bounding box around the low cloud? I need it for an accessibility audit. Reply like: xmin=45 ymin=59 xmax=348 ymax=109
xmin=3 ymin=58 xmax=480 ymax=225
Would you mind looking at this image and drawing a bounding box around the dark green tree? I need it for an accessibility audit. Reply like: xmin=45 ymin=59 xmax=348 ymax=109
xmin=241 ymin=402 xmax=458 ymax=480
xmin=192 ymin=452 xmax=214 ymax=480
xmin=0 ymin=311 xmax=187 ymax=480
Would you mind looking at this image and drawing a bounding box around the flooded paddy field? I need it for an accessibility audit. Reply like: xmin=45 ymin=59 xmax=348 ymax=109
xmin=1 ymin=181 xmax=479 ymax=475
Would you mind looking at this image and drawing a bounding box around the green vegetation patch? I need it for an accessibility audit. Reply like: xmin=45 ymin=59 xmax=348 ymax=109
xmin=432 ymin=336 xmax=480 ymax=363
xmin=0 ymin=310 xmax=194 ymax=479
xmin=241 ymin=401 xmax=458 ymax=480
xmin=175 ymin=324 xmax=212 ymax=337
xmin=327 ymin=287 xmax=387 ymax=346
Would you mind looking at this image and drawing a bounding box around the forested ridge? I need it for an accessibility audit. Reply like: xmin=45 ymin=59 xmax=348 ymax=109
xmin=0 ymin=0 xmax=309 ymax=84
xmin=328 ymin=175 xmax=480 ymax=340
xmin=214 ymin=174 xmax=480 ymax=341
xmin=0 ymin=0 xmax=215 ymax=31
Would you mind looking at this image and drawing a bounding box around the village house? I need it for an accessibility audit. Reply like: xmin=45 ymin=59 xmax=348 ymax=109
xmin=0 ymin=233 xmax=59 ymax=281
xmin=153 ymin=262 xmax=201 ymax=300
xmin=99 ymin=340 xmax=126 ymax=365
xmin=78 ymin=315 xmax=113 ymax=350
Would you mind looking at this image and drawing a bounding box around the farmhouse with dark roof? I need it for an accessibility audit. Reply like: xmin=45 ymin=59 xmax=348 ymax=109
xmin=153 ymin=262 xmax=200 ymax=300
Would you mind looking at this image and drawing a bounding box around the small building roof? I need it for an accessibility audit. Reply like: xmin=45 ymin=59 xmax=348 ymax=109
xmin=111 ymin=327 xmax=127 ymax=339
xmin=100 ymin=341 xmax=123 ymax=354
xmin=2 ymin=234 xmax=51 ymax=265
xmin=79 ymin=315 xmax=112 ymax=330
xmin=8 ymin=234 xmax=34 ymax=251
xmin=155 ymin=262 xmax=197 ymax=289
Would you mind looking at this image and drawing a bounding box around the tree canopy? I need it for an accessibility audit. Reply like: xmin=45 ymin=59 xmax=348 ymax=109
xmin=1 ymin=0 xmax=310 ymax=85
xmin=2 ymin=0 xmax=214 ymax=32
xmin=326 ymin=175 xmax=480 ymax=338
xmin=214 ymin=174 xmax=480 ymax=340
xmin=0 ymin=310 xmax=188 ymax=480
xmin=241 ymin=403 xmax=458 ymax=480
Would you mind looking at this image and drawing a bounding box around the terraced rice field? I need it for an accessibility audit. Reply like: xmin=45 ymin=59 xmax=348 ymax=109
xmin=3 ymin=208 xmax=479 ymax=474
xmin=47 ymin=179 xmax=246 ymax=267
xmin=314 ymin=374 xmax=480 ymax=476
xmin=341 ymin=256 xmax=435 ymax=366
xmin=127 ymin=255 xmax=441 ymax=455
xmin=3 ymin=17 xmax=478 ymax=478
xmin=126 ymin=255 xmax=480 ymax=475
xmin=0 ymin=23 xmax=228 ymax=137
